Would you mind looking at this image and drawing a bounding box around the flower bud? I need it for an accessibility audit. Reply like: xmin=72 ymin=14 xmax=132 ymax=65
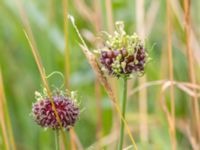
xmin=97 ymin=22 xmax=148 ymax=78
xmin=32 ymin=91 xmax=79 ymax=130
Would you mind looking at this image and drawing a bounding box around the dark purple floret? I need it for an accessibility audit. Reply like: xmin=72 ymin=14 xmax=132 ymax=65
xmin=100 ymin=45 xmax=146 ymax=77
xmin=32 ymin=95 xmax=79 ymax=129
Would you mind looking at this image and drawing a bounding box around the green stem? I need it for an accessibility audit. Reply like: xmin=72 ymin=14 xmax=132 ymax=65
xmin=118 ymin=78 xmax=128 ymax=150
xmin=55 ymin=130 xmax=60 ymax=150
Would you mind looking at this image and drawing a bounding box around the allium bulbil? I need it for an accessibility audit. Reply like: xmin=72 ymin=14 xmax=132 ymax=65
xmin=97 ymin=21 xmax=149 ymax=78
xmin=32 ymin=89 xmax=79 ymax=130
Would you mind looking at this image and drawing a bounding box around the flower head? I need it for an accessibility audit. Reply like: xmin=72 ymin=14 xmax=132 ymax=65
xmin=32 ymin=89 xmax=79 ymax=130
xmin=97 ymin=21 xmax=148 ymax=78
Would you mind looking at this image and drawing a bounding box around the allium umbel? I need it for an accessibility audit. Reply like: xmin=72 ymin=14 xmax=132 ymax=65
xmin=32 ymin=90 xmax=79 ymax=130
xmin=97 ymin=21 xmax=149 ymax=78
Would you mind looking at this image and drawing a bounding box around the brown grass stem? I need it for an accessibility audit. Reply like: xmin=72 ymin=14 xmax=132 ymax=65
xmin=15 ymin=0 xmax=68 ymax=148
xmin=24 ymin=30 xmax=67 ymax=147
xmin=136 ymin=0 xmax=148 ymax=143
xmin=93 ymin=0 xmax=103 ymax=143
xmin=105 ymin=0 xmax=114 ymax=33
xmin=0 ymin=70 xmax=10 ymax=150
xmin=69 ymin=129 xmax=76 ymax=150
xmin=0 ymin=69 xmax=16 ymax=150
xmin=104 ymin=1 xmax=120 ymax=148
xmin=184 ymin=0 xmax=200 ymax=142
xmin=166 ymin=0 xmax=176 ymax=149
xmin=62 ymin=0 xmax=77 ymax=149
xmin=69 ymin=16 xmax=138 ymax=150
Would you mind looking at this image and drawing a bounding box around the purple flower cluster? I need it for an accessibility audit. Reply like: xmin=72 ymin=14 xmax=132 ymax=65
xmin=32 ymin=95 xmax=79 ymax=130
xmin=100 ymin=45 xmax=146 ymax=77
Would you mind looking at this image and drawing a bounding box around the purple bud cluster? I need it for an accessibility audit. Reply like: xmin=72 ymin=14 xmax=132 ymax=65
xmin=32 ymin=95 xmax=79 ymax=130
xmin=100 ymin=45 xmax=146 ymax=77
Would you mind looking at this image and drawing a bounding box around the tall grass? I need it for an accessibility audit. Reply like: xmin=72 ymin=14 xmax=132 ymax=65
xmin=1 ymin=0 xmax=200 ymax=149
xmin=135 ymin=0 xmax=148 ymax=143
xmin=16 ymin=0 xmax=67 ymax=147
xmin=184 ymin=0 xmax=200 ymax=144
xmin=62 ymin=0 xmax=78 ymax=149
xmin=0 ymin=69 xmax=16 ymax=150
xmin=166 ymin=0 xmax=176 ymax=149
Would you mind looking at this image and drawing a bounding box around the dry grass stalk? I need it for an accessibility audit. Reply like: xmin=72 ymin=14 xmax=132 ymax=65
xmin=104 ymin=2 xmax=120 ymax=149
xmin=136 ymin=0 xmax=148 ymax=143
xmin=177 ymin=120 xmax=199 ymax=150
xmin=69 ymin=129 xmax=76 ymax=150
xmin=160 ymin=81 xmax=200 ymax=149
xmin=171 ymin=0 xmax=200 ymax=66
xmin=95 ymin=78 xmax=103 ymax=140
xmin=79 ymin=44 xmax=116 ymax=103
xmin=0 ymin=70 xmax=16 ymax=150
xmin=86 ymin=128 xmax=118 ymax=149
xmin=130 ymin=80 xmax=200 ymax=99
xmin=24 ymin=30 xmax=67 ymax=146
xmin=166 ymin=0 xmax=176 ymax=149
xmin=160 ymin=82 xmax=177 ymax=148
xmin=146 ymin=1 xmax=160 ymax=36
xmin=79 ymin=43 xmax=138 ymax=150
xmin=105 ymin=0 xmax=114 ymax=33
xmin=0 ymin=70 xmax=10 ymax=150
xmin=62 ymin=0 xmax=77 ymax=149
xmin=129 ymin=80 xmax=165 ymax=97
xmin=69 ymin=17 xmax=137 ymax=148
xmin=15 ymin=0 xmax=67 ymax=145
xmin=93 ymin=0 xmax=102 ymax=32
xmin=93 ymin=0 xmax=103 ymax=142
xmin=183 ymin=0 xmax=200 ymax=142
xmin=73 ymin=130 xmax=84 ymax=150
xmin=74 ymin=0 xmax=94 ymax=24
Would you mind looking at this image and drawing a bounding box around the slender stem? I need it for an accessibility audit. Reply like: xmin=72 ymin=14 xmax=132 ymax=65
xmin=55 ymin=130 xmax=60 ymax=150
xmin=118 ymin=78 xmax=128 ymax=150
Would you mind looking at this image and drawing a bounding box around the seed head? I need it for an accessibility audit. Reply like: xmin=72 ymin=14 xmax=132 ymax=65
xmin=32 ymin=90 xmax=79 ymax=130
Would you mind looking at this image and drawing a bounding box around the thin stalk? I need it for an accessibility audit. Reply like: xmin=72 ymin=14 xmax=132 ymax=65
xmin=93 ymin=0 xmax=103 ymax=143
xmin=105 ymin=0 xmax=114 ymax=33
xmin=55 ymin=130 xmax=60 ymax=150
xmin=69 ymin=129 xmax=76 ymax=150
xmin=135 ymin=0 xmax=148 ymax=142
xmin=104 ymin=2 xmax=120 ymax=149
xmin=166 ymin=0 xmax=176 ymax=149
xmin=0 ymin=88 xmax=10 ymax=150
xmin=0 ymin=69 xmax=16 ymax=150
xmin=70 ymin=17 xmax=137 ymax=149
xmin=15 ymin=0 xmax=67 ymax=146
xmin=118 ymin=78 xmax=128 ymax=150
xmin=184 ymin=0 xmax=200 ymax=142
xmin=62 ymin=0 xmax=77 ymax=149
xmin=62 ymin=0 xmax=70 ymax=89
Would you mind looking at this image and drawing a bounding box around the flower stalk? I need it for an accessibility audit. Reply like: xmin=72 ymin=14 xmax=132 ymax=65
xmin=118 ymin=77 xmax=128 ymax=150
xmin=55 ymin=130 xmax=60 ymax=150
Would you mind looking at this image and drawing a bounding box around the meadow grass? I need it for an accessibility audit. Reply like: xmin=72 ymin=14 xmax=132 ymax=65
xmin=0 ymin=0 xmax=200 ymax=150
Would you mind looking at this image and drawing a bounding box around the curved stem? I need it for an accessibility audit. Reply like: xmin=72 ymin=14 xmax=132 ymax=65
xmin=118 ymin=78 xmax=128 ymax=150
xmin=55 ymin=130 xmax=60 ymax=150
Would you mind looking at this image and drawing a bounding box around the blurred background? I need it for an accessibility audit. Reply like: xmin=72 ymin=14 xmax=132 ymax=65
xmin=0 ymin=0 xmax=200 ymax=150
